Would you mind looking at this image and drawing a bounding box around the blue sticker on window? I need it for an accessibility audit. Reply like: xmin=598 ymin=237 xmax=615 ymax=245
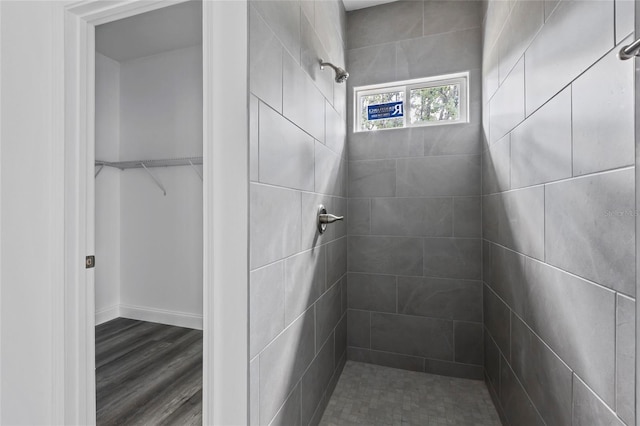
xmin=367 ymin=101 xmax=404 ymax=120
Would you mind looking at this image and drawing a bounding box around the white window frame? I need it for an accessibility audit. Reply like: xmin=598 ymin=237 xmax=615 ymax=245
xmin=354 ymin=71 xmax=470 ymax=132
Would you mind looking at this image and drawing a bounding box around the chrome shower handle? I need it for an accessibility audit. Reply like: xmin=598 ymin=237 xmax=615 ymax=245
xmin=319 ymin=213 xmax=344 ymax=224
xmin=317 ymin=204 xmax=343 ymax=234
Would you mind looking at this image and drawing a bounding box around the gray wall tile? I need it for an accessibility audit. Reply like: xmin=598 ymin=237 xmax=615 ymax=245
xmin=250 ymin=358 xmax=259 ymax=426
xmin=349 ymin=236 xmax=423 ymax=276
xmin=259 ymin=308 xmax=316 ymax=425
xmin=300 ymin=15 xmax=333 ymax=103
xmin=347 ymin=198 xmax=370 ymax=235
xmin=572 ymin=40 xmax=634 ymax=176
xmin=314 ymin=0 xmax=345 ymax=66
xmin=251 ymin=0 xmax=301 ymax=63
xmin=325 ymin=101 xmax=346 ymax=157
xmin=484 ymin=331 xmax=500 ymax=389
xmin=250 ymin=6 xmax=283 ymax=112
xmin=397 ymin=276 xmax=482 ymax=322
xmin=423 ymin=238 xmax=481 ymax=280
xmin=573 ymin=374 xmax=625 ymax=426
xmin=250 ymin=261 xmax=285 ymax=358
xmin=348 ymin=127 xmax=423 ymax=161
xmin=302 ymin=337 xmax=335 ymax=426
xmin=335 ymin=315 xmax=347 ymax=365
xmin=423 ymin=122 xmax=482 ymax=157
xmin=484 ymin=285 xmax=510 ymax=359
xmin=259 ymin=102 xmax=315 ymax=191
xmin=347 ymin=309 xmax=370 ymax=348
xmin=347 ymin=273 xmax=396 ymax=313
xmin=482 ymin=134 xmax=510 ymax=194
xmin=483 ymin=186 xmax=545 ymax=260
xmin=423 ymin=1 xmax=482 ymax=37
xmin=511 ymin=314 xmax=573 ymax=426
xmin=371 ymin=313 xmax=453 ymax=360
xmin=315 ymin=141 xmax=345 ymax=197
xmin=453 ymin=196 xmax=481 ymax=237
xmin=524 ymin=0 xmax=614 ymax=114
xmin=347 ymin=347 xmax=424 ymax=373
xmin=511 ymin=87 xmax=572 ymax=188
xmin=423 ymin=359 xmax=484 ymax=380
xmin=499 ymin=358 xmax=546 ymax=426
xmin=489 ymin=57 xmax=524 ymax=143
xmin=301 ymin=192 xmax=336 ymax=250
xmin=316 ymin=282 xmax=342 ymax=350
xmin=454 ymin=321 xmax=483 ymax=365
xmin=489 ymin=244 xmax=526 ymax=317
xmin=270 ymin=384 xmax=301 ymax=426
xmin=250 ymin=94 xmax=259 ymax=181
xmin=284 ymin=247 xmax=326 ymax=325
xmin=250 ymin=183 xmax=301 ymax=269
xmin=524 ymin=258 xmax=616 ymax=407
xmin=326 ymin=237 xmax=347 ymax=286
xmin=615 ymin=0 xmax=634 ymax=44
xmin=396 ymin=155 xmax=481 ymax=197
xmin=396 ymin=28 xmax=482 ymax=80
xmin=616 ymin=294 xmax=635 ymax=425
xmin=497 ymin=0 xmax=543 ymax=84
xmin=283 ymin=52 xmax=325 ymax=142
xmin=545 ymin=169 xmax=635 ymax=296
xmin=348 ymin=160 xmax=396 ymax=198
xmin=347 ymin=0 xmax=423 ymax=50
xmin=346 ymin=43 xmax=396 ymax=87
xmin=371 ymin=197 xmax=453 ymax=237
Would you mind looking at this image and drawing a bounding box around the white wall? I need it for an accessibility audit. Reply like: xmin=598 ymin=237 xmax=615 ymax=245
xmin=0 ymin=2 xmax=56 ymax=424
xmin=94 ymin=45 xmax=203 ymax=328
xmin=95 ymin=53 xmax=121 ymax=324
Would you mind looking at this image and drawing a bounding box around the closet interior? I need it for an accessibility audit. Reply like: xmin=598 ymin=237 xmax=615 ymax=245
xmin=93 ymin=1 xmax=204 ymax=424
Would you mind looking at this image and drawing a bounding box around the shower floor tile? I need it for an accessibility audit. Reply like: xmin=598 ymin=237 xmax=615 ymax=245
xmin=319 ymin=361 xmax=501 ymax=426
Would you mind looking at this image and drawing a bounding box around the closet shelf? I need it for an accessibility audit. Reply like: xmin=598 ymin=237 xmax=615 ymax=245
xmin=95 ymin=156 xmax=203 ymax=170
xmin=95 ymin=156 xmax=203 ymax=195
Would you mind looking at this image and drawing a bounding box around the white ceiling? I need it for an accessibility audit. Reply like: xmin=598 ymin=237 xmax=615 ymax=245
xmin=342 ymin=0 xmax=399 ymax=12
xmin=95 ymin=1 xmax=202 ymax=63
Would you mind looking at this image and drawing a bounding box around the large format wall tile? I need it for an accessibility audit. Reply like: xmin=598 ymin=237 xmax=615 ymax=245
xmin=348 ymin=236 xmax=423 ymax=276
xmin=616 ymin=294 xmax=635 ymax=425
xmin=545 ymin=169 xmax=635 ymax=296
xmin=371 ymin=313 xmax=453 ymax=360
xmin=483 ymin=285 xmax=510 ymax=358
xmin=347 ymin=309 xmax=370 ymax=348
xmin=510 ymin=87 xmax=572 ymax=188
xmin=346 ymin=43 xmax=397 ymax=87
xmin=488 ymin=244 xmax=526 ymax=317
xmin=371 ymin=197 xmax=453 ymax=237
xmin=300 ymin=15 xmax=333 ymax=103
xmin=572 ymin=40 xmax=634 ymax=176
xmin=283 ymin=52 xmax=325 ymax=142
xmin=349 ymin=127 xmax=423 ymax=161
xmin=347 ymin=273 xmax=396 ymax=313
xmin=348 ymin=160 xmax=396 ymax=198
xmin=499 ymin=359 xmax=546 ymax=426
xmin=316 ymin=282 xmax=343 ymax=349
xmin=301 ymin=338 xmax=335 ymax=426
xmin=453 ymin=322 xmax=483 ymax=365
xmin=347 ymin=347 xmax=425 ymax=372
xmin=284 ymin=247 xmax=326 ymax=325
xmin=397 ymin=276 xmax=482 ymax=322
xmin=489 ymin=57 xmax=524 ymax=143
xmin=250 ymin=6 xmax=283 ymax=112
xmin=250 ymin=183 xmax=301 ymax=269
xmin=259 ymin=308 xmax=316 ymax=425
xmin=347 ymin=198 xmax=370 ymax=235
xmin=524 ymin=258 xmax=616 ymax=406
xmin=453 ymin=196 xmax=480 ymax=237
xmin=251 ymin=0 xmax=301 ymax=63
xmin=482 ymin=134 xmax=510 ymax=194
xmin=423 ymin=1 xmax=481 ymax=38
xmin=396 ymin=155 xmax=481 ymax=197
xmin=396 ymin=28 xmax=482 ymax=80
xmin=346 ymin=0 xmax=423 ymax=50
xmin=250 ymin=261 xmax=285 ymax=358
xmin=423 ymin=238 xmax=481 ymax=280
xmin=259 ymin=102 xmax=315 ymax=191
xmin=327 ymin=237 xmax=347 ymax=286
xmin=511 ymin=314 xmax=573 ymax=426
xmin=524 ymin=0 xmax=614 ymax=114
xmin=572 ymin=374 xmax=625 ymax=426
xmin=315 ymin=141 xmax=346 ymax=197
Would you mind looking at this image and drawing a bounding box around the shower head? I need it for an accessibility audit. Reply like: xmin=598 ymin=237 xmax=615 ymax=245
xmin=320 ymin=59 xmax=349 ymax=83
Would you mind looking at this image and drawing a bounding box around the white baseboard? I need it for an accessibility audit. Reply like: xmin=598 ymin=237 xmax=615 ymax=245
xmin=119 ymin=304 xmax=203 ymax=330
xmin=95 ymin=305 xmax=120 ymax=325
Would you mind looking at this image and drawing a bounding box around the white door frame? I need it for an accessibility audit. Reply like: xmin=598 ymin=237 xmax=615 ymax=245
xmin=53 ymin=1 xmax=248 ymax=424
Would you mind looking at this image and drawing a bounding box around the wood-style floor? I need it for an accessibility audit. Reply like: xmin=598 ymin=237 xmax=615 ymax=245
xmin=95 ymin=318 xmax=203 ymax=425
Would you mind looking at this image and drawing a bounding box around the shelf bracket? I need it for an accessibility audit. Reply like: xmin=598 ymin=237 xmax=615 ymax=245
xmin=140 ymin=162 xmax=167 ymax=196
xmin=189 ymin=160 xmax=203 ymax=181
xmin=95 ymin=163 xmax=105 ymax=178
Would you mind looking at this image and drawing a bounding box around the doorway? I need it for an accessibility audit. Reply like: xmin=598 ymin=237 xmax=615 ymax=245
xmin=59 ymin=1 xmax=248 ymax=424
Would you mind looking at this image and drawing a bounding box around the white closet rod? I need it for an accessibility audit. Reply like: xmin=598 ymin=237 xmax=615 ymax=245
xmin=95 ymin=156 xmax=203 ymax=195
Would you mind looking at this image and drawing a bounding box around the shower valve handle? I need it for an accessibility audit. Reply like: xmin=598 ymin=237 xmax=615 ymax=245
xmin=319 ymin=213 xmax=344 ymax=224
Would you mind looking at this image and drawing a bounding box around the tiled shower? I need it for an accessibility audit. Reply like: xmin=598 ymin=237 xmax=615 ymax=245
xmin=248 ymin=0 xmax=637 ymax=425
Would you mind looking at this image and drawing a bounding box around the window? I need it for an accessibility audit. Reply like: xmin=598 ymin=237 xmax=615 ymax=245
xmin=354 ymin=72 xmax=469 ymax=132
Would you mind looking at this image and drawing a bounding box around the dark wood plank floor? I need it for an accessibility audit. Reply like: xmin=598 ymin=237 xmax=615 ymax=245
xmin=95 ymin=318 xmax=202 ymax=425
